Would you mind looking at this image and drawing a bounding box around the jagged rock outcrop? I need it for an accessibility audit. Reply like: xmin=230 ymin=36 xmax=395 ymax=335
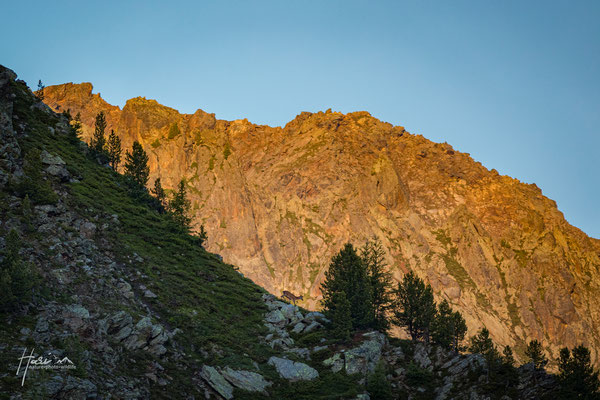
xmin=43 ymin=81 xmax=600 ymax=363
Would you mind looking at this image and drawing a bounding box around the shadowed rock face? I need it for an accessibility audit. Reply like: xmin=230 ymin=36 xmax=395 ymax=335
xmin=44 ymin=83 xmax=600 ymax=362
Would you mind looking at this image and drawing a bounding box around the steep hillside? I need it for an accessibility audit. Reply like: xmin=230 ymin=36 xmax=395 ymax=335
xmin=43 ymin=81 xmax=600 ymax=363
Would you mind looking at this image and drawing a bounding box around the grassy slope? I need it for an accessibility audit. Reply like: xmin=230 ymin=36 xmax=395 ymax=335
xmin=4 ymin=78 xmax=361 ymax=398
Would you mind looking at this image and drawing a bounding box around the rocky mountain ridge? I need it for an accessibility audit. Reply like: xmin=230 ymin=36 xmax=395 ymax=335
xmin=43 ymin=81 xmax=600 ymax=363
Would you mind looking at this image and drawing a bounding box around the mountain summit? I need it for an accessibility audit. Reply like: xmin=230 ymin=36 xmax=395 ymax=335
xmin=43 ymin=82 xmax=600 ymax=362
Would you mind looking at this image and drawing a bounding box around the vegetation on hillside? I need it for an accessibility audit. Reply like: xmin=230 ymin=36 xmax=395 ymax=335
xmin=1 ymin=68 xmax=599 ymax=399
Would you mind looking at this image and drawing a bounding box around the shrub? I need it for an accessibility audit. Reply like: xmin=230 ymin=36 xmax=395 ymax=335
xmin=12 ymin=148 xmax=58 ymax=205
xmin=168 ymin=122 xmax=181 ymax=139
xmin=366 ymin=361 xmax=393 ymax=400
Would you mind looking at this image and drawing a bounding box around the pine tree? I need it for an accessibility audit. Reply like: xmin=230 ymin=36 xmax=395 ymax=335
xmin=558 ymin=345 xmax=600 ymax=399
xmin=169 ymin=178 xmax=192 ymax=230
xmin=107 ymin=130 xmax=122 ymax=170
xmin=366 ymin=361 xmax=393 ymax=400
xmin=321 ymin=243 xmax=374 ymax=330
xmin=360 ymin=238 xmax=393 ymax=331
xmin=69 ymin=112 xmax=83 ymax=143
xmin=431 ymin=299 xmax=467 ymax=351
xmin=432 ymin=299 xmax=451 ymax=348
xmin=525 ymin=340 xmax=548 ymax=370
xmin=195 ymin=224 xmax=208 ymax=247
xmin=469 ymin=328 xmax=500 ymax=363
xmin=124 ymin=141 xmax=150 ymax=188
xmin=152 ymin=177 xmax=166 ymax=207
xmin=450 ymin=310 xmax=467 ymax=352
xmin=36 ymin=79 xmax=44 ymax=100
xmin=502 ymin=345 xmax=515 ymax=367
xmin=90 ymin=111 xmax=107 ymax=154
xmin=393 ymin=271 xmax=436 ymax=342
xmin=330 ymin=291 xmax=352 ymax=341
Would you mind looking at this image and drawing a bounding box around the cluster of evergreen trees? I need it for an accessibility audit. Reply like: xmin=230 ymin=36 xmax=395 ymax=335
xmin=71 ymin=111 xmax=207 ymax=243
xmin=321 ymin=239 xmax=466 ymax=352
xmin=467 ymin=327 xmax=599 ymax=397
xmin=321 ymin=240 xmax=600 ymax=398
xmin=321 ymin=240 xmax=393 ymax=340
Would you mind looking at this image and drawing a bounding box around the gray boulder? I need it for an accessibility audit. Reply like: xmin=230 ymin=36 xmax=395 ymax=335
xmin=323 ymin=352 xmax=344 ymax=373
xmin=220 ymin=366 xmax=271 ymax=393
xmin=413 ymin=342 xmax=432 ymax=370
xmin=323 ymin=331 xmax=387 ymax=376
xmin=201 ymin=366 xmax=233 ymax=400
xmin=265 ymin=309 xmax=286 ymax=325
xmin=268 ymin=356 xmax=319 ymax=381
xmin=302 ymin=320 xmax=323 ymax=333
xmin=292 ymin=322 xmax=306 ymax=334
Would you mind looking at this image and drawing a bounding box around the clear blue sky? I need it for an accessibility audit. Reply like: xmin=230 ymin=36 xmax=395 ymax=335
xmin=2 ymin=1 xmax=599 ymax=238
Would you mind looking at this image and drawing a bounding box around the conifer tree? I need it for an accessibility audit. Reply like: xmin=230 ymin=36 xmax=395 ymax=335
xmin=432 ymin=299 xmax=453 ymax=349
xmin=432 ymin=299 xmax=466 ymax=351
xmin=169 ymin=178 xmax=192 ymax=230
xmin=107 ymin=130 xmax=122 ymax=170
xmin=394 ymin=271 xmax=436 ymax=342
xmin=451 ymin=310 xmax=468 ymax=352
xmin=502 ymin=345 xmax=516 ymax=367
xmin=361 ymin=238 xmax=393 ymax=331
xmin=469 ymin=328 xmax=500 ymax=363
xmin=525 ymin=340 xmax=548 ymax=370
xmin=558 ymin=345 xmax=600 ymax=398
xmin=195 ymin=224 xmax=208 ymax=247
xmin=36 ymin=79 xmax=44 ymax=100
xmin=69 ymin=112 xmax=83 ymax=143
xmin=321 ymin=243 xmax=373 ymax=329
xmin=90 ymin=111 xmax=107 ymax=154
xmin=152 ymin=177 xmax=166 ymax=207
xmin=330 ymin=291 xmax=352 ymax=341
xmin=124 ymin=141 xmax=150 ymax=188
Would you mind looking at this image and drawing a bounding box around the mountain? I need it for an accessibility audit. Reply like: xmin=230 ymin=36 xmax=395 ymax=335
xmin=1 ymin=64 xmax=595 ymax=399
xmin=42 ymin=82 xmax=600 ymax=363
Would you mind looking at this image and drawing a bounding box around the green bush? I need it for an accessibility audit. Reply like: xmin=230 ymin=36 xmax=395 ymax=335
xmin=168 ymin=122 xmax=181 ymax=139
xmin=366 ymin=361 xmax=393 ymax=400
xmin=0 ymin=230 xmax=38 ymax=311
xmin=405 ymin=361 xmax=434 ymax=388
xmin=12 ymin=148 xmax=58 ymax=205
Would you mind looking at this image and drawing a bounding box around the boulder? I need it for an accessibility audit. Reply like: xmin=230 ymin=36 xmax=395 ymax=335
xmin=63 ymin=304 xmax=90 ymax=332
xmin=201 ymin=365 xmax=233 ymax=400
xmin=302 ymin=320 xmax=323 ymax=333
xmin=220 ymin=366 xmax=271 ymax=393
xmin=304 ymin=311 xmax=327 ymax=322
xmin=292 ymin=322 xmax=306 ymax=334
xmin=116 ymin=281 xmax=133 ymax=298
xmin=267 ymin=356 xmax=319 ymax=381
xmin=287 ymin=347 xmax=310 ymax=359
xmin=280 ymin=303 xmax=299 ymax=321
xmin=413 ymin=343 xmax=432 ymax=370
xmin=323 ymin=352 xmax=344 ymax=373
xmin=323 ymin=331 xmax=386 ymax=375
xmin=265 ymin=309 xmax=286 ymax=326
xmin=40 ymin=150 xmax=65 ymax=166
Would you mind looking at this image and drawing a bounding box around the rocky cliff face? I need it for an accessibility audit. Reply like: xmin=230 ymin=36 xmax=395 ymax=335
xmin=43 ymin=83 xmax=600 ymax=361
